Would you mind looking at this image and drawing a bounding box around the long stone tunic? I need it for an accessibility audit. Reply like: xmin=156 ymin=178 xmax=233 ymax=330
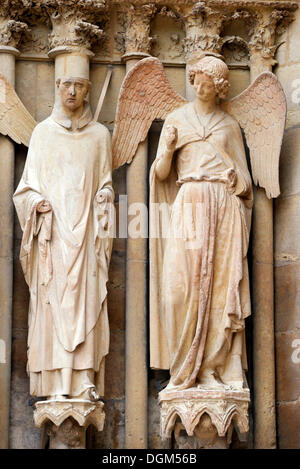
xmin=13 ymin=103 xmax=114 ymax=397
xmin=150 ymin=102 xmax=253 ymax=390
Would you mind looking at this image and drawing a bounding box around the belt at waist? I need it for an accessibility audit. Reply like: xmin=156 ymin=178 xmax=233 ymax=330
xmin=176 ymin=174 xmax=229 ymax=187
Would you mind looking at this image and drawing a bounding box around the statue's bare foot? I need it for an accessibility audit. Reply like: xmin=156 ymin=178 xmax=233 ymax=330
xmin=197 ymin=370 xmax=223 ymax=389
xmin=75 ymin=387 xmax=101 ymax=401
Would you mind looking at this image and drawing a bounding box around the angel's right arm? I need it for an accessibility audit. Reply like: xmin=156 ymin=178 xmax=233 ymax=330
xmin=155 ymin=148 xmax=175 ymax=181
xmin=155 ymin=123 xmax=178 ymax=181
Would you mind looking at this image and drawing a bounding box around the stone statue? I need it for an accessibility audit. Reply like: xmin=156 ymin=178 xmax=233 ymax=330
xmin=151 ymin=57 xmax=253 ymax=391
xmin=112 ymin=55 xmax=286 ymax=444
xmin=12 ymin=75 xmax=114 ymax=401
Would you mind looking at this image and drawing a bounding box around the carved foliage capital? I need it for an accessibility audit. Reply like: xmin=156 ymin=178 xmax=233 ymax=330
xmin=184 ymin=33 xmax=224 ymax=62
xmin=0 ymin=0 xmax=31 ymax=48
xmin=184 ymin=6 xmax=226 ymax=61
xmin=175 ymin=2 xmax=226 ymax=32
xmin=173 ymin=2 xmax=226 ymax=61
xmin=0 ymin=0 xmax=30 ymax=18
xmin=118 ymin=3 xmax=157 ymax=55
xmin=44 ymin=0 xmax=107 ymax=50
xmin=248 ymin=8 xmax=295 ymax=60
xmin=0 ymin=19 xmax=29 ymax=48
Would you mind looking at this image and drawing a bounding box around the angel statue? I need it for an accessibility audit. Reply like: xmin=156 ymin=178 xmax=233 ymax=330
xmin=0 ymin=71 xmax=114 ymax=402
xmin=112 ymin=55 xmax=286 ymax=393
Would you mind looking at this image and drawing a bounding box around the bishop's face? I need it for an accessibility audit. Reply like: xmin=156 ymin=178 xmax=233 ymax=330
xmin=193 ymin=72 xmax=217 ymax=102
xmin=58 ymin=77 xmax=90 ymax=112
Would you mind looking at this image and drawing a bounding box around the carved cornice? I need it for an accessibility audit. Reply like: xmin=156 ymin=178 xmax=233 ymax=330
xmin=196 ymin=0 xmax=297 ymax=9
xmin=0 ymin=1 xmax=297 ymax=62
xmin=34 ymin=398 xmax=105 ymax=432
xmin=110 ymin=1 xmax=298 ymax=12
xmin=159 ymin=388 xmax=250 ymax=444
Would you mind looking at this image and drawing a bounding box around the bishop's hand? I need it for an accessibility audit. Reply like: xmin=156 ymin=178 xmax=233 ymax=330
xmin=37 ymin=200 xmax=52 ymax=213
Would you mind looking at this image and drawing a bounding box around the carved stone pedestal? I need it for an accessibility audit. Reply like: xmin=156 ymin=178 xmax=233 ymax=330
xmin=159 ymin=387 xmax=250 ymax=449
xmin=34 ymin=399 xmax=105 ymax=449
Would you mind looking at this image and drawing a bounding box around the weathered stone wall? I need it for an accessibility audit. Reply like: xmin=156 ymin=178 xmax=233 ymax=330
xmin=9 ymin=26 xmax=249 ymax=451
xmin=275 ymin=8 xmax=300 ymax=449
xmin=6 ymin=3 xmax=300 ymax=449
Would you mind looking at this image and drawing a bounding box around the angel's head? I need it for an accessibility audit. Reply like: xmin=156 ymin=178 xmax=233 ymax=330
xmin=188 ymin=56 xmax=230 ymax=100
xmin=56 ymin=77 xmax=91 ymax=112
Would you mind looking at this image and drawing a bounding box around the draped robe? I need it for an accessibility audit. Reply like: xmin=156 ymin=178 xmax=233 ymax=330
xmin=150 ymin=102 xmax=253 ymax=390
xmin=13 ymin=102 xmax=114 ymax=397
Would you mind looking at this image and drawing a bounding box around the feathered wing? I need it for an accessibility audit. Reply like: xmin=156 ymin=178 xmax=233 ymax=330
xmin=0 ymin=72 xmax=37 ymax=147
xmin=222 ymin=72 xmax=286 ymax=198
xmin=112 ymin=57 xmax=187 ymax=169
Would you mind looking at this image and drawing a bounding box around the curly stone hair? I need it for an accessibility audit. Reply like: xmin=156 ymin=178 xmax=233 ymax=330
xmin=188 ymin=56 xmax=230 ymax=99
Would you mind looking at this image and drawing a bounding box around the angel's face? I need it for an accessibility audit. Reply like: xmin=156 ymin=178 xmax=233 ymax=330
xmin=58 ymin=77 xmax=90 ymax=112
xmin=193 ymin=72 xmax=217 ymax=102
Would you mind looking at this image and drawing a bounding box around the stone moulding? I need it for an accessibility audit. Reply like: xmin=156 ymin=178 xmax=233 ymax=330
xmin=34 ymin=399 xmax=105 ymax=431
xmin=159 ymin=388 xmax=250 ymax=440
xmin=110 ymin=0 xmax=298 ymax=11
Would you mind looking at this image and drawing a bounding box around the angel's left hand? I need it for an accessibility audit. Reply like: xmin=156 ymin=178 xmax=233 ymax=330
xmin=95 ymin=188 xmax=113 ymax=204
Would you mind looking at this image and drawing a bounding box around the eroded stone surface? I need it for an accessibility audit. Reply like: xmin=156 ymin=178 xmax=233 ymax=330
xmin=275 ymin=262 xmax=300 ymax=332
xmin=277 ymin=402 xmax=300 ymax=449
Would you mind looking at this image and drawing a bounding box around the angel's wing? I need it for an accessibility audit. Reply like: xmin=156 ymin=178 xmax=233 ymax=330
xmin=0 ymin=72 xmax=37 ymax=147
xmin=112 ymin=57 xmax=187 ymax=170
xmin=222 ymin=72 xmax=286 ymax=198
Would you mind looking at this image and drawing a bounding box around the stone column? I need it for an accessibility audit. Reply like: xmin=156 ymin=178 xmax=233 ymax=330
xmin=120 ymin=2 xmax=156 ymax=449
xmin=248 ymin=6 xmax=293 ymax=449
xmin=0 ymin=4 xmax=29 ymax=449
xmin=32 ymin=1 xmax=107 ymax=450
